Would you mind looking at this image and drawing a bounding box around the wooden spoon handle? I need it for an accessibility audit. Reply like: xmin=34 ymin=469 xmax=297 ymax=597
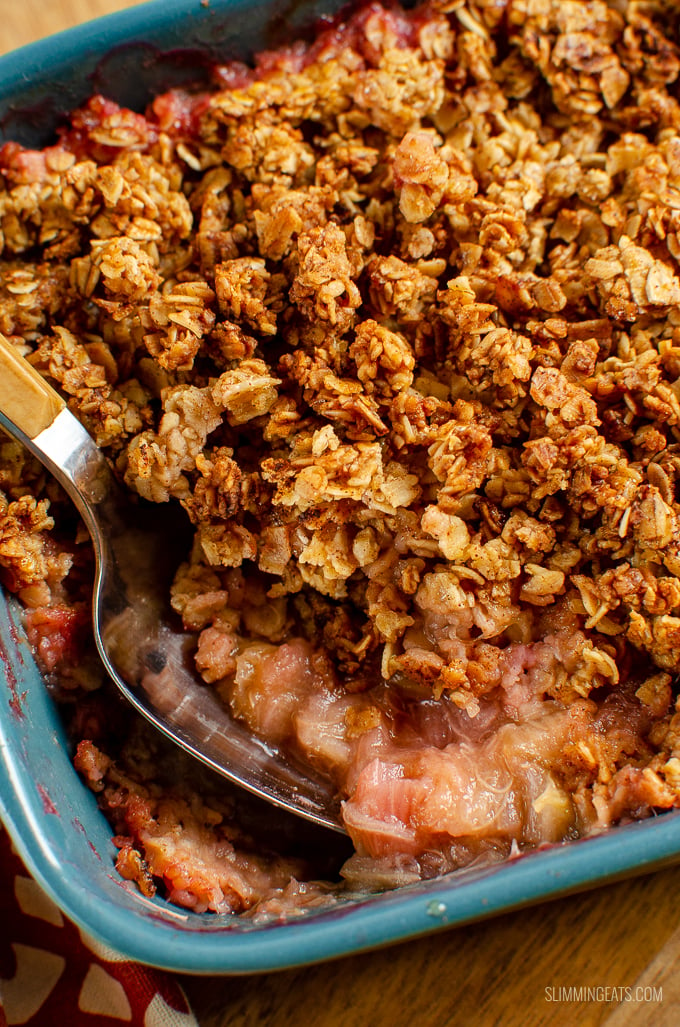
xmin=0 ymin=332 xmax=64 ymax=440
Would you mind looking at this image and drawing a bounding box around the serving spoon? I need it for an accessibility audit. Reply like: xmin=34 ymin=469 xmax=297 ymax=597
xmin=0 ymin=332 xmax=344 ymax=833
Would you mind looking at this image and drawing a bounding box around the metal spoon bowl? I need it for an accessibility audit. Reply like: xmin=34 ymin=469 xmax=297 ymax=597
xmin=0 ymin=332 xmax=344 ymax=832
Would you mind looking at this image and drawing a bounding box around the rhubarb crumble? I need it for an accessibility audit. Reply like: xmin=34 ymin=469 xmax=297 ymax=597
xmin=3 ymin=0 xmax=680 ymax=914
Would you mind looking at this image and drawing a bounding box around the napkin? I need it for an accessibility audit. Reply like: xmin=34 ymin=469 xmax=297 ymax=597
xmin=0 ymin=827 xmax=198 ymax=1026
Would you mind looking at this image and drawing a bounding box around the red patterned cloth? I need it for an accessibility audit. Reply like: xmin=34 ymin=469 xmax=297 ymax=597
xmin=0 ymin=827 xmax=198 ymax=1026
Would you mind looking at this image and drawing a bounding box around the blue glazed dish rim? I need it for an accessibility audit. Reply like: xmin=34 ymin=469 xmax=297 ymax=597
xmin=2 ymin=0 xmax=680 ymax=975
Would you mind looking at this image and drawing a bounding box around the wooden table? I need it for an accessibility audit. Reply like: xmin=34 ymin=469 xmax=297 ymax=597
xmin=2 ymin=2 xmax=680 ymax=1023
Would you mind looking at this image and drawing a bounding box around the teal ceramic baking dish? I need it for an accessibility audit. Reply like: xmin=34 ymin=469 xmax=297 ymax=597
xmin=3 ymin=0 xmax=680 ymax=975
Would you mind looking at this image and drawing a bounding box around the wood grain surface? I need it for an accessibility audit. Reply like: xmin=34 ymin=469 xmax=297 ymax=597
xmin=2 ymin=3 xmax=680 ymax=1024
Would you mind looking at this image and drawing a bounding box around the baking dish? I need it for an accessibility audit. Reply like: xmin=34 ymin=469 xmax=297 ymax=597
xmin=3 ymin=0 xmax=680 ymax=975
